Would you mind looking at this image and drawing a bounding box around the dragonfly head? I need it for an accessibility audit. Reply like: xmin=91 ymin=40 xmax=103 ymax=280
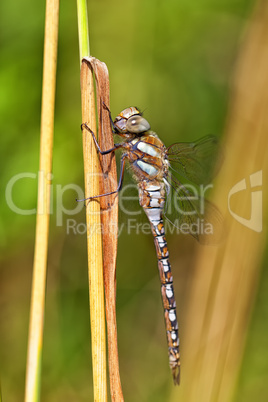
xmin=114 ymin=107 xmax=151 ymax=136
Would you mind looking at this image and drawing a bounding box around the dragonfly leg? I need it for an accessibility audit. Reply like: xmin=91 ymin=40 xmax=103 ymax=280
xmin=102 ymin=102 xmax=119 ymax=133
xmin=81 ymin=123 xmax=122 ymax=155
xmin=76 ymin=154 xmax=127 ymax=202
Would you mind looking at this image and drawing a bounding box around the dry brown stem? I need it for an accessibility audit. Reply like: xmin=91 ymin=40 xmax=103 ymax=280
xmin=81 ymin=57 xmax=123 ymax=401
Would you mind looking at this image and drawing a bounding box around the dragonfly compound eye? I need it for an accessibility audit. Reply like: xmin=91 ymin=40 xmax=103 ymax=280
xmin=126 ymin=115 xmax=151 ymax=134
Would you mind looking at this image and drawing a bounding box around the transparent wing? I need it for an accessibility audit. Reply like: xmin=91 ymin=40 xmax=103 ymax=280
xmin=167 ymin=135 xmax=222 ymax=185
xmin=164 ymin=174 xmax=223 ymax=244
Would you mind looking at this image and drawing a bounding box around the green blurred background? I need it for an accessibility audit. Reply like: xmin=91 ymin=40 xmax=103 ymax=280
xmin=1 ymin=0 xmax=267 ymax=401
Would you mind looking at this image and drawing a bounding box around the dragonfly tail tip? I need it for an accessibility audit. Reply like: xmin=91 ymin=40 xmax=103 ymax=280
xmin=172 ymin=366 xmax=180 ymax=385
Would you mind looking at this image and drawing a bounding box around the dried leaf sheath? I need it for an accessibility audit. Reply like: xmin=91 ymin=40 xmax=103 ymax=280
xmin=81 ymin=58 xmax=123 ymax=401
xmin=80 ymin=60 xmax=107 ymax=401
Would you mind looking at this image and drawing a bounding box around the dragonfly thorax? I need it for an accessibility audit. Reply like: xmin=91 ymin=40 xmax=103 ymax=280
xmin=114 ymin=107 xmax=150 ymax=136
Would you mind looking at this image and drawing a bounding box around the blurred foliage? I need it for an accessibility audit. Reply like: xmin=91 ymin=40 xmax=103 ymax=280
xmin=1 ymin=0 xmax=268 ymax=401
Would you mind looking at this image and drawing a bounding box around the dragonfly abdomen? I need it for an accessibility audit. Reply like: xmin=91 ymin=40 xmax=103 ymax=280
xmin=139 ymin=182 xmax=180 ymax=385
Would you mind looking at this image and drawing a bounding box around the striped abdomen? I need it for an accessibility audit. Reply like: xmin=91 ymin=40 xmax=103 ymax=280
xmin=139 ymin=182 xmax=180 ymax=385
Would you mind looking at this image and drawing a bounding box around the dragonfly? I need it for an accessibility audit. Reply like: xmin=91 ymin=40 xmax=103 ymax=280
xmin=81 ymin=105 xmax=222 ymax=385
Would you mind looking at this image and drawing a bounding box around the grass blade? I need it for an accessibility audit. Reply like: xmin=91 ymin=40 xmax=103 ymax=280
xmin=24 ymin=0 xmax=59 ymax=400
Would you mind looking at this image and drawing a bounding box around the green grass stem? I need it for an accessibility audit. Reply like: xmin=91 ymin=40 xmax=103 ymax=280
xmin=77 ymin=0 xmax=90 ymax=59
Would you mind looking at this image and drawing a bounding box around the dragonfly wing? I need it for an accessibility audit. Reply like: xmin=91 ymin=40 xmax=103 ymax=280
xmin=167 ymin=135 xmax=222 ymax=185
xmin=164 ymin=174 xmax=223 ymax=244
